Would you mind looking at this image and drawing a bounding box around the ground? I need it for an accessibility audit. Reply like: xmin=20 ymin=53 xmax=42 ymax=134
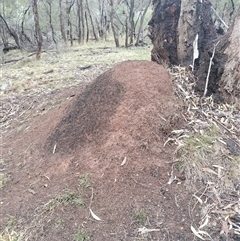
xmin=1 ymin=43 xmax=240 ymax=241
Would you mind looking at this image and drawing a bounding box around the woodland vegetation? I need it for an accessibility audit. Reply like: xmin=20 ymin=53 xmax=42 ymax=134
xmin=1 ymin=0 xmax=240 ymax=104
xmin=0 ymin=0 xmax=152 ymax=55
xmin=1 ymin=0 xmax=239 ymax=53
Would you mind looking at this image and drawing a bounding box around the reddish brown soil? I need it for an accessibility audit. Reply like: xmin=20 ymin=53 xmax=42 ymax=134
xmin=1 ymin=61 xmax=200 ymax=240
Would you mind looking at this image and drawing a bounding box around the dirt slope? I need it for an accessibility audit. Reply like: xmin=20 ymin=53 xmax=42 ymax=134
xmin=1 ymin=61 xmax=200 ymax=241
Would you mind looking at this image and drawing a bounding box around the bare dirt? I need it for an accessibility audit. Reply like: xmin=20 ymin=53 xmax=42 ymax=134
xmin=1 ymin=60 xmax=202 ymax=240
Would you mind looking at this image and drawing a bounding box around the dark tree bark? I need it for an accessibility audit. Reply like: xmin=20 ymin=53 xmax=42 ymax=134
xmin=59 ymin=0 xmax=67 ymax=42
xmin=149 ymin=0 xmax=240 ymax=105
xmin=32 ymin=0 xmax=43 ymax=59
xmin=148 ymin=0 xmax=181 ymax=65
xmin=148 ymin=0 xmax=218 ymax=92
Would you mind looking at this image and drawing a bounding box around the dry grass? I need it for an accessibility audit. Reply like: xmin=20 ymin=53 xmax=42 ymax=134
xmin=168 ymin=66 xmax=240 ymax=240
xmin=1 ymin=41 xmax=150 ymax=96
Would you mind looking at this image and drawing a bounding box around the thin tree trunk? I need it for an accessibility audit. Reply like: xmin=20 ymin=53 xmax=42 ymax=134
xmin=85 ymin=0 xmax=99 ymax=41
xmin=32 ymin=0 xmax=43 ymax=59
xmin=21 ymin=5 xmax=32 ymax=46
xmin=125 ymin=14 xmax=128 ymax=47
xmin=80 ymin=0 xmax=85 ymax=42
xmin=47 ymin=1 xmax=56 ymax=44
xmin=85 ymin=11 xmax=89 ymax=42
xmin=135 ymin=0 xmax=151 ymax=46
xmin=129 ymin=0 xmax=135 ymax=44
xmin=59 ymin=0 xmax=67 ymax=42
xmin=0 ymin=14 xmax=21 ymax=49
xmin=109 ymin=0 xmax=119 ymax=47
xmin=77 ymin=0 xmax=82 ymax=43
xmin=66 ymin=0 xmax=75 ymax=46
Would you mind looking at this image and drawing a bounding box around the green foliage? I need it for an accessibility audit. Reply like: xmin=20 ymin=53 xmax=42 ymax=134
xmin=0 ymin=173 xmax=8 ymax=189
xmin=0 ymin=230 xmax=20 ymax=241
xmin=79 ymin=174 xmax=90 ymax=189
xmin=133 ymin=209 xmax=147 ymax=226
xmin=74 ymin=229 xmax=89 ymax=241
xmin=58 ymin=191 xmax=84 ymax=206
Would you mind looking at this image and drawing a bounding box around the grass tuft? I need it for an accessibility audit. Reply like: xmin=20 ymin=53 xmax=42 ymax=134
xmin=133 ymin=209 xmax=147 ymax=226
xmin=79 ymin=174 xmax=90 ymax=189
xmin=58 ymin=191 xmax=84 ymax=206
xmin=74 ymin=229 xmax=89 ymax=241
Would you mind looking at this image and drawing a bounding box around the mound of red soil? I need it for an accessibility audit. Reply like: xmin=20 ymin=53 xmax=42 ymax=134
xmin=1 ymin=61 xmax=199 ymax=241
xmin=45 ymin=61 xmax=180 ymax=158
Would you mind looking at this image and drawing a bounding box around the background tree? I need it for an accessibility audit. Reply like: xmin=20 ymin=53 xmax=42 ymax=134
xmin=32 ymin=0 xmax=43 ymax=59
xmin=0 ymin=0 xmax=152 ymax=50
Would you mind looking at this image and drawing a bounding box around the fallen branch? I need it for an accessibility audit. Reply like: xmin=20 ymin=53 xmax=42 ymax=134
xmin=203 ymin=41 xmax=219 ymax=98
xmin=3 ymin=57 xmax=24 ymax=64
xmin=211 ymin=7 xmax=229 ymax=29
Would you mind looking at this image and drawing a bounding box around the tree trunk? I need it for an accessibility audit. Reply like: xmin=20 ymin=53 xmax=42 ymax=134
xmin=0 ymin=14 xmax=21 ymax=49
xmin=109 ymin=0 xmax=120 ymax=47
xmin=148 ymin=0 xmax=218 ymax=90
xmin=148 ymin=0 xmax=181 ymax=65
xmin=66 ymin=0 xmax=75 ymax=46
xmin=77 ymin=0 xmax=84 ymax=43
xmin=177 ymin=0 xmax=199 ymax=65
xmin=20 ymin=5 xmax=32 ymax=46
xmin=125 ymin=14 xmax=128 ymax=47
xmin=149 ymin=0 xmax=240 ymax=105
xmin=47 ymin=1 xmax=56 ymax=44
xmin=32 ymin=0 xmax=43 ymax=60
xmin=135 ymin=0 xmax=151 ymax=46
xmin=85 ymin=11 xmax=89 ymax=42
xmin=129 ymin=0 xmax=135 ymax=44
xmin=218 ymin=12 xmax=240 ymax=108
xmin=59 ymin=0 xmax=67 ymax=42
xmin=85 ymin=0 xmax=99 ymax=41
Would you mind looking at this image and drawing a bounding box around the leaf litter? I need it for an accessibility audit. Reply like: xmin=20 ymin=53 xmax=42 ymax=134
xmin=168 ymin=66 xmax=240 ymax=240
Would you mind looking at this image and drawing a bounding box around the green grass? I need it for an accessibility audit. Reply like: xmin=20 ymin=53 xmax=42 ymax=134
xmin=79 ymin=174 xmax=90 ymax=189
xmin=133 ymin=209 xmax=147 ymax=226
xmin=0 ymin=173 xmax=8 ymax=190
xmin=74 ymin=229 xmax=89 ymax=241
xmin=0 ymin=230 xmax=20 ymax=241
xmin=57 ymin=191 xmax=84 ymax=206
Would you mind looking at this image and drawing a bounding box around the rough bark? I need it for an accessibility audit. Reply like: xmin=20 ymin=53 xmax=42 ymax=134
xmin=148 ymin=0 xmax=181 ymax=65
xmin=177 ymin=0 xmax=199 ymax=65
xmin=148 ymin=0 xmax=218 ymax=93
xmin=218 ymin=12 xmax=240 ymax=108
